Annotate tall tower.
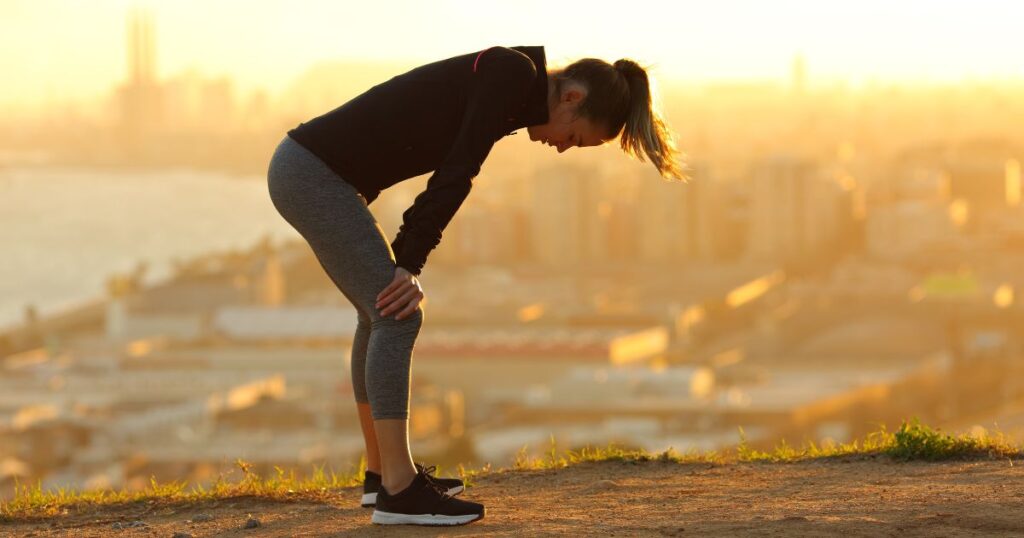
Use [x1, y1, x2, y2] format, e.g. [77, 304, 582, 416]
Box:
[117, 5, 163, 149]
[127, 6, 156, 87]
[791, 52, 806, 97]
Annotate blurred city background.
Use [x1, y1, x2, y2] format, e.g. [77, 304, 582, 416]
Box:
[2, 1, 1023, 500]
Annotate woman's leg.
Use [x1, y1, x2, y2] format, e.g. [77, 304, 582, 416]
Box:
[267, 135, 420, 493]
[341, 293, 381, 473]
[356, 403, 381, 474]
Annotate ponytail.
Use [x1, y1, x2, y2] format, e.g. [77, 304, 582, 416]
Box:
[613, 59, 688, 181]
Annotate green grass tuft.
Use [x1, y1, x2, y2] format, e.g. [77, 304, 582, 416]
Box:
[736, 418, 1020, 463]
[1, 418, 1019, 521]
[888, 418, 1018, 461]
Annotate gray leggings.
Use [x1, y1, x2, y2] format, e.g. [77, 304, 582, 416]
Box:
[266, 135, 424, 420]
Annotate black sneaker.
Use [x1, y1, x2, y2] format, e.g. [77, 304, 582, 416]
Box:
[361, 463, 464, 508]
[371, 466, 484, 526]
[361, 470, 382, 508]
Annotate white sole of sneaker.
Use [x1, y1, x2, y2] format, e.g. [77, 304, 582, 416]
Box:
[362, 486, 463, 508]
[371, 510, 483, 526]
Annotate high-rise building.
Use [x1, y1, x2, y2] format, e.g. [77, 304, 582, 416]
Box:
[127, 6, 156, 87]
[528, 161, 590, 268]
[946, 157, 1013, 211]
[116, 6, 163, 140]
[865, 200, 957, 261]
[1007, 159, 1022, 208]
[747, 155, 847, 261]
[634, 162, 717, 264]
[791, 53, 807, 97]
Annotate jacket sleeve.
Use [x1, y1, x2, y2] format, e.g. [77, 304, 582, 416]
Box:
[390, 47, 538, 276]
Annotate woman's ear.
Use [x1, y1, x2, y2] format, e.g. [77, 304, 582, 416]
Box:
[563, 86, 586, 105]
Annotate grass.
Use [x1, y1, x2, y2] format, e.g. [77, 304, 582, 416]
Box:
[509, 433, 725, 471]
[734, 418, 1020, 463]
[2, 419, 1020, 521]
[0, 459, 367, 522]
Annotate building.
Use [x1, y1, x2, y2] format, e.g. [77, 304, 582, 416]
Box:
[747, 155, 850, 262]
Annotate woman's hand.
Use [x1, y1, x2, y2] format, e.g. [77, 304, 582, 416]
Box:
[375, 266, 425, 321]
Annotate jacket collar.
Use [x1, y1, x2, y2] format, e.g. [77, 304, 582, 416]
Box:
[509, 45, 549, 129]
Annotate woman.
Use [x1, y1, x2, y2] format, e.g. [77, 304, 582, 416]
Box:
[267, 45, 684, 526]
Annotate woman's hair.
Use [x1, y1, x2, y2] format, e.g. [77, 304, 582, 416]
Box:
[550, 58, 688, 182]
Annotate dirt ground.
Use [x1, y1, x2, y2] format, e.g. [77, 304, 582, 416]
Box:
[4, 455, 1024, 537]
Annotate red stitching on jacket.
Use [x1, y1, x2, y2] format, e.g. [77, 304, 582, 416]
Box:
[473, 46, 498, 73]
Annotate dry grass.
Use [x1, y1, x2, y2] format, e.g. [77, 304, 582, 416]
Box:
[2, 418, 1020, 522]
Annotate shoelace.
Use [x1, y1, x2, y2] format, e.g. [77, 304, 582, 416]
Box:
[418, 464, 452, 490]
[417, 466, 457, 508]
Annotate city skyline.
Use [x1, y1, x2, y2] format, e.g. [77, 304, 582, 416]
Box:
[3, 0, 1023, 112]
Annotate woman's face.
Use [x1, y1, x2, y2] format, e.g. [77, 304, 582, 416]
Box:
[527, 81, 612, 153]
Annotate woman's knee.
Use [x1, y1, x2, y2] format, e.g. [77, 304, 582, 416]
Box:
[355, 308, 372, 326]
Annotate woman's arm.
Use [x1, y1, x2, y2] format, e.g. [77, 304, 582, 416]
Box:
[390, 47, 538, 276]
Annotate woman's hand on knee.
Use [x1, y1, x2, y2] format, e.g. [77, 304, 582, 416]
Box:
[375, 266, 425, 320]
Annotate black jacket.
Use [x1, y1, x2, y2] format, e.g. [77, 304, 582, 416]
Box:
[287, 45, 550, 276]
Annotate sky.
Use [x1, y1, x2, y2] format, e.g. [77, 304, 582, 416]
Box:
[1, 0, 1022, 109]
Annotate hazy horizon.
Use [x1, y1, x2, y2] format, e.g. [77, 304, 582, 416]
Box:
[3, 0, 1022, 113]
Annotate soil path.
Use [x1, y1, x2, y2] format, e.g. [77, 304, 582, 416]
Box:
[5, 456, 1024, 537]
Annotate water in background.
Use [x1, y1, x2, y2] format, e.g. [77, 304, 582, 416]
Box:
[0, 166, 300, 330]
